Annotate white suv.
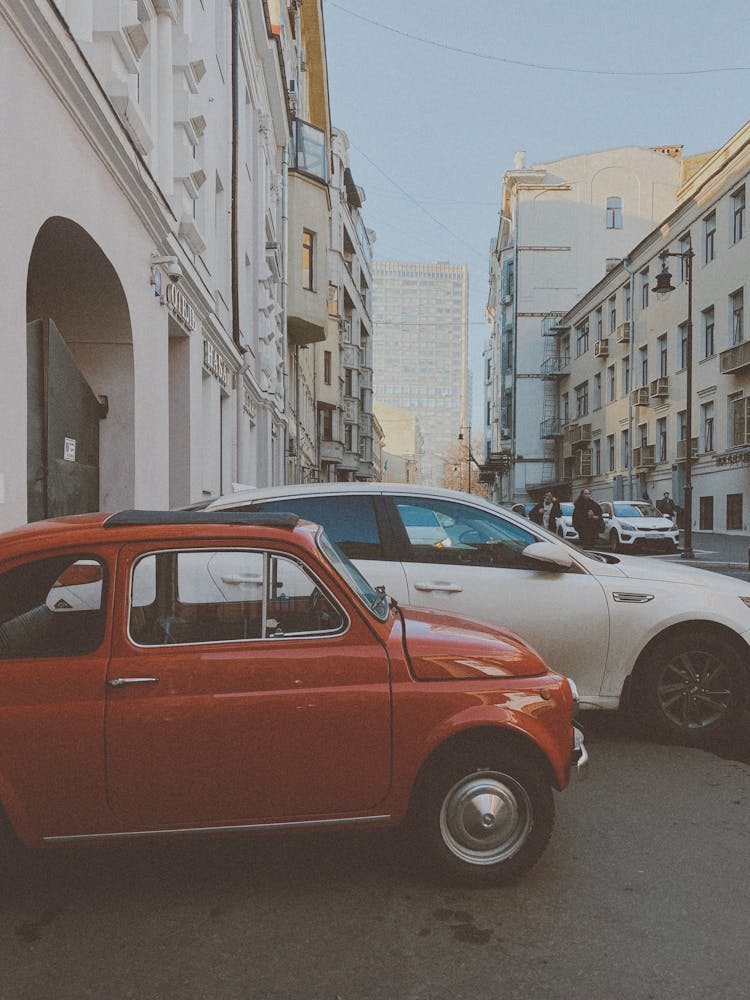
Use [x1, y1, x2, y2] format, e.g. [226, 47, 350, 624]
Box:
[599, 500, 679, 553]
[204, 483, 750, 744]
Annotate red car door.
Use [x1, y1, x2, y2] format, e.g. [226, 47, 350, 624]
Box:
[104, 542, 392, 829]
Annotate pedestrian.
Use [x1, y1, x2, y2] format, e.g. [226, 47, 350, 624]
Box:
[572, 488, 602, 549]
[656, 491, 676, 522]
[529, 490, 562, 532]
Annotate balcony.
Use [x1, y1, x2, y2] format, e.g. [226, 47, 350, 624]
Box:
[615, 322, 631, 344]
[593, 339, 609, 358]
[541, 313, 568, 336]
[540, 416, 563, 438]
[633, 444, 655, 468]
[649, 377, 669, 400]
[292, 119, 328, 182]
[631, 387, 650, 407]
[576, 449, 593, 477]
[320, 439, 344, 464]
[540, 353, 570, 377]
[719, 339, 750, 374]
[563, 423, 592, 448]
[676, 437, 699, 461]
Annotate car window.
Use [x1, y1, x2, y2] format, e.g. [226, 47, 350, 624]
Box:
[613, 503, 649, 518]
[392, 498, 541, 569]
[0, 555, 106, 659]
[251, 496, 384, 561]
[129, 549, 346, 646]
[559, 503, 574, 515]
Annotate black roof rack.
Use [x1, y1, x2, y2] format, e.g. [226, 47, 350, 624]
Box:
[104, 510, 300, 530]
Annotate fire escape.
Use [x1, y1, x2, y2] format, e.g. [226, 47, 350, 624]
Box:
[533, 312, 569, 491]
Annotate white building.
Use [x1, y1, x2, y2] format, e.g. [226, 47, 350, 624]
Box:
[561, 120, 750, 537]
[1, 0, 295, 530]
[485, 145, 686, 503]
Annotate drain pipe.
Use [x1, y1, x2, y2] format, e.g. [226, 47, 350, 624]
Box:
[622, 256, 636, 500]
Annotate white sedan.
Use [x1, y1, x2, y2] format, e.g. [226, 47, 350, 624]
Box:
[204, 483, 750, 744]
[554, 501, 579, 542]
[599, 500, 679, 553]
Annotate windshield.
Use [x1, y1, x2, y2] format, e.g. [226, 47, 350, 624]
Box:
[316, 529, 389, 621]
[613, 502, 662, 518]
[559, 502, 574, 515]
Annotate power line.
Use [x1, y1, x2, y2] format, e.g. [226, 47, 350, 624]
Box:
[328, 2, 750, 78]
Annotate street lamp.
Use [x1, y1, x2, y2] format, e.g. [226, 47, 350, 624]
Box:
[457, 428, 482, 494]
[652, 244, 695, 559]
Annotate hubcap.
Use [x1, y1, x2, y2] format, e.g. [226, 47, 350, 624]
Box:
[439, 771, 532, 865]
[657, 650, 734, 730]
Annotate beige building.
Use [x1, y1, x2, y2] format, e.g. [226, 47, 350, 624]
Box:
[375, 403, 423, 483]
[559, 120, 750, 536]
[485, 145, 686, 503]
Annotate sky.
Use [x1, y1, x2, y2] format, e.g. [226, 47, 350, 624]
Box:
[322, 0, 750, 426]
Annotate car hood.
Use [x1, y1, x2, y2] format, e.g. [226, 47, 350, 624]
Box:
[600, 552, 750, 593]
[399, 606, 549, 680]
[622, 516, 674, 529]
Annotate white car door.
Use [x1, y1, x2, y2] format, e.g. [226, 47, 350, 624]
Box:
[388, 496, 611, 702]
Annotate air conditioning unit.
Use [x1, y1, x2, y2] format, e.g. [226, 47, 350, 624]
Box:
[631, 387, 650, 406]
[633, 444, 655, 468]
[576, 449, 593, 477]
[593, 339, 609, 358]
[615, 322, 631, 343]
[649, 376, 669, 399]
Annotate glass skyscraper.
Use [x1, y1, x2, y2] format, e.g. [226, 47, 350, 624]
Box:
[373, 261, 469, 486]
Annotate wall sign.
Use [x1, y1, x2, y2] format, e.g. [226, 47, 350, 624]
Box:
[716, 449, 750, 467]
[165, 283, 196, 331]
[203, 340, 229, 387]
[64, 437, 76, 462]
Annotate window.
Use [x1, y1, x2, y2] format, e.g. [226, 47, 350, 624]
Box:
[640, 269, 649, 309]
[593, 372, 602, 410]
[701, 307, 715, 358]
[658, 334, 668, 376]
[0, 556, 106, 659]
[323, 350, 332, 385]
[255, 495, 383, 561]
[575, 320, 589, 357]
[657, 416, 667, 462]
[302, 229, 315, 290]
[701, 401, 715, 453]
[607, 434, 615, 471]
[320, 406, 333, 441]
[561, 392, 569, 425]
[727, 494, 743, 531]
[638, 422, 648, 448]
[730, 394, 750, 447]
[575, 381, 589, 417]
[677, 409, 687, 443]
[639, 346, 648, 387]
[608, 296, 617, 334]
[606, 196, 623, 229]
[731, 186, 745, 245]
[624, 284, 631, 323]
[703, 211, 716, 263]
[699, 496, 714, 531]
[394, 498, 545, 572]
[730, 288, 744, 345]
[607, 364, 615, 403]
[344, 368, 353, 396]
[344, 424, 353, 451]
[592, 438, 601, 475]
[678, 322, 688, 370]
[678, 233, 692, 282]
[595, 308, 603, 342]
[621, 429, 629, 470]
[621, 356, 630, 395]
[129, 549, 345, 645]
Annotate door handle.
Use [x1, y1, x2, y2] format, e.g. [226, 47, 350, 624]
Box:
[413, 582, 463, 593]
[107, 677, 160, 688]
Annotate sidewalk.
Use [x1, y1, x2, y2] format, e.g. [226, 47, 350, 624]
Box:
[660, 530, 750, 570]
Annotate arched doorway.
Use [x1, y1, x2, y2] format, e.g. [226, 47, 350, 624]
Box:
[26, 217, 135, 519]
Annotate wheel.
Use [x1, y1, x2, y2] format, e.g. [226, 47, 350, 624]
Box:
[412, 748, 554, 885]
[640, 633, 747, 743]
[609, 530, 620, 553]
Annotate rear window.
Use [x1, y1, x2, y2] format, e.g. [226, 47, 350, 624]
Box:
[251, 496, 384, 561]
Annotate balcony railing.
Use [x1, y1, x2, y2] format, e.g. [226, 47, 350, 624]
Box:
[540, 354, 570, 377]
[563, 423, 592, 447]
[719, 339, 750, 374]
[676, 437, 699, 461]
[540, 416, 563, 438]
[633, 444, 655, 468]
[541, 313, 568, 336]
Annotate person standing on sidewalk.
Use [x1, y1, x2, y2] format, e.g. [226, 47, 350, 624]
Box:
[529, 491, 562, 533]
[572, 489, 602, 549]
[656, 491, 676, 521]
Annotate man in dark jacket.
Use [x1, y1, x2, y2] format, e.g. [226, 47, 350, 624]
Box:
[572, 489, 602, 548]
[656, 491, 677, 521]
[529, 491, 563, 533]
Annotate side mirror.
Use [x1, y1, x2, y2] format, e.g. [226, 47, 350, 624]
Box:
[522, 541, 574, 570]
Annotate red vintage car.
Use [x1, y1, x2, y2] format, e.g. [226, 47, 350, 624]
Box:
[0, 510, 586, 884]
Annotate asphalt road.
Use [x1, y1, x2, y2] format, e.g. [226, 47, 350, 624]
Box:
[2, 712, 750, 1000]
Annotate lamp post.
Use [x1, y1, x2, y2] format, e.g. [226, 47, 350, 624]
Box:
[457, 428, 482, 494]
[652, 245, 695, 559]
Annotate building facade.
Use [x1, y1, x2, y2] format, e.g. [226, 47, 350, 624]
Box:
[373, 260, 469, 487]
[485, 146, 685, 503]
[560, 120, 750, 537]
[1, 0, 377, 532]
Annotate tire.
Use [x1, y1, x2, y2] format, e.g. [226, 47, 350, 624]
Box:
[640, 633, 747, 743]
[609, 530, 620, 553]
[412, 748, 554, 885]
